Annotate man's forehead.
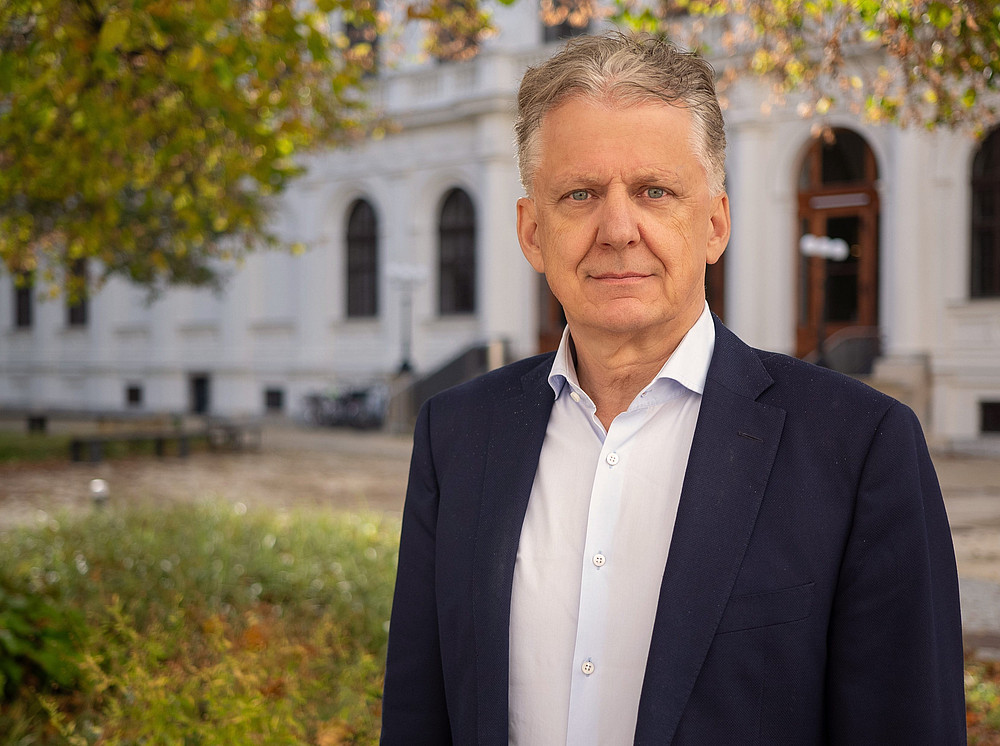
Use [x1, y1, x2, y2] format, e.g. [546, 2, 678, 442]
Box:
[535, 98, 697, 179]
[536, 95, 694, 150]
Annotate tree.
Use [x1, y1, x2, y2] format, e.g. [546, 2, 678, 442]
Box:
[611, 0, 1000, 131]
[408, 0, 496, 62]
[0, 0, 380, 299]
[5, 1, 998, 299]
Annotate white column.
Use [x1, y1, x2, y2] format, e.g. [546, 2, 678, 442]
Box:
[726, 118, 797, 353]
[476, 111, 535, 361]
[881, 128, 931, 357]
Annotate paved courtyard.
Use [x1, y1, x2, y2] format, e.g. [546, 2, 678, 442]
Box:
[1, 422, 998, 655]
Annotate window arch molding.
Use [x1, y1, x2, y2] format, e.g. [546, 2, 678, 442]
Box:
[437, 187, 477, 316]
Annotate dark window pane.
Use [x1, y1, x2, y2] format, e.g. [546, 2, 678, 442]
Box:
[66, 259, 88, 327]
[190, 374, 210, 414]
[821, 129, 868, 185]
[971, 128, 1000, 297]
[974, 132, 1000, 180]
[346, 199, 379, 318]
[265, 388, 284, 412]
[981, 402, 1000, 433]
[972, 188, 996, 221]
[14, 272, 32, 328]
[824, 216, 861, 323]
[438, 188, 476, 315]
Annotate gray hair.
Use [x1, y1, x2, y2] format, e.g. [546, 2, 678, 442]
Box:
[514, 30, 727, 196]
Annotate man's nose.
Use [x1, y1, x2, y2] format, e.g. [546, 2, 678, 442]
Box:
[595, 190, 641, 250]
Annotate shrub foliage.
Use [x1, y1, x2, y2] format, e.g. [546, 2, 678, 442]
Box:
[0, 503, 398, 744]
[1, 501, 997, 743]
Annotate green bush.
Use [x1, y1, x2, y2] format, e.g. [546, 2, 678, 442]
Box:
[0, 503, 399, 744]
[0, 580, 84, 699]
[1, 502, 999, 743]
[966, 660, 1000, 744]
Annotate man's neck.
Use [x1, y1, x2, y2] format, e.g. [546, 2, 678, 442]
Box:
[571, 318, 697, 431]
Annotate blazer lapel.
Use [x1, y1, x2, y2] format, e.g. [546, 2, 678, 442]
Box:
[472, 355, 555, 744]
[634, 320, 787, 745]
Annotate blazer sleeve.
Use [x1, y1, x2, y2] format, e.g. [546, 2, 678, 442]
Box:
[824, 401, 966, 744]
[381, 402, 454, 744]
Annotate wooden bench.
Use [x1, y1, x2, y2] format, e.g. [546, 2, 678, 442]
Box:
[69, 432, 193, 463]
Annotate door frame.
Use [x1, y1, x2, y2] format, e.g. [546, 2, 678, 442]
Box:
[795, 129, 880, 359]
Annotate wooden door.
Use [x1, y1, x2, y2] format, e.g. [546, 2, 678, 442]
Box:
[795, 129, 880, 359]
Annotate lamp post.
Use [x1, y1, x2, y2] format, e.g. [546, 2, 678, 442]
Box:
[387, 263, 428, 375]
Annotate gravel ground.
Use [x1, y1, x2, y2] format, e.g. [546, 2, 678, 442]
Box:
[0, 424, 412, 528]
[1, 422, 998, 655]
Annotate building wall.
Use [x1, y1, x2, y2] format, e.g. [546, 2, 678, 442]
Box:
[1, 8, 999, 448]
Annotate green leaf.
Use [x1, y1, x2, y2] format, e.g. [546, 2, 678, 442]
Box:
[98, 13, 132, 51]
[926, 2, 952, 29]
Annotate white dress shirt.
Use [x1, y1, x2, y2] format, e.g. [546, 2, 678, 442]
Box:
[508, 304, 716, 746]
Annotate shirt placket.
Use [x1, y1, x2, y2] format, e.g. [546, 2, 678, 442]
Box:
[565, 409, 646, 745]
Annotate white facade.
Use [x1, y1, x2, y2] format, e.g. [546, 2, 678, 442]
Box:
[2, 7, 999, 448]
[722, 81, 1000, 448]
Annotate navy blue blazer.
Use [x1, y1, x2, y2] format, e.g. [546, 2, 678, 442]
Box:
[381, 318, 966, 744]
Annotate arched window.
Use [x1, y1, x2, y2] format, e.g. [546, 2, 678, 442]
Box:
[972, 128, 1000, 298]
[438, 188, 476, 315]
[346, 199, 378, 318]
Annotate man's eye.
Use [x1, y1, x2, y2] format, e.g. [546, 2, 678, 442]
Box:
[568, 190, 589, 201]
[646, 187, 666, 199]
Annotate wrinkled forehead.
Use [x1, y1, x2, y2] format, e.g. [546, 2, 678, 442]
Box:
[534, 94, 697, 160]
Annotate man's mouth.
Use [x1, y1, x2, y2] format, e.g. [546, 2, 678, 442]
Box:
[591, 272, 649, 281]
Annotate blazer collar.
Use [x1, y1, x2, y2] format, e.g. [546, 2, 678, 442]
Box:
[634, 318, 787, 744]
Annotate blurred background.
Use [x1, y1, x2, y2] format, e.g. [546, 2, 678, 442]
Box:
[1, 0, 999, 742]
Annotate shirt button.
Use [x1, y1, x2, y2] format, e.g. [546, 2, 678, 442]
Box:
[581, 659, 595, 676]
[593, 553, 606, 567]
[606, 452, 619, 466]
[570, 391, 581, 403]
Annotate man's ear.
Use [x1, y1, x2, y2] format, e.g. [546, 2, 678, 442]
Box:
[516, 197, 545, 273]
[707, 192, 731, 265]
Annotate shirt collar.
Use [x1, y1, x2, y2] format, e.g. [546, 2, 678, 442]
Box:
[547, 302, 716, 400]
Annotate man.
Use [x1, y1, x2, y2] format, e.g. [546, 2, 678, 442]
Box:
[381, 31, 966, 744]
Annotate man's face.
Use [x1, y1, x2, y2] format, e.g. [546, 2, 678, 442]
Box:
[516, 97, 730, 345]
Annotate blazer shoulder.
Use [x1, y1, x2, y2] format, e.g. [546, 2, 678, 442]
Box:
[753, 347, 903, 424]
[710, 319, 898, 421]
